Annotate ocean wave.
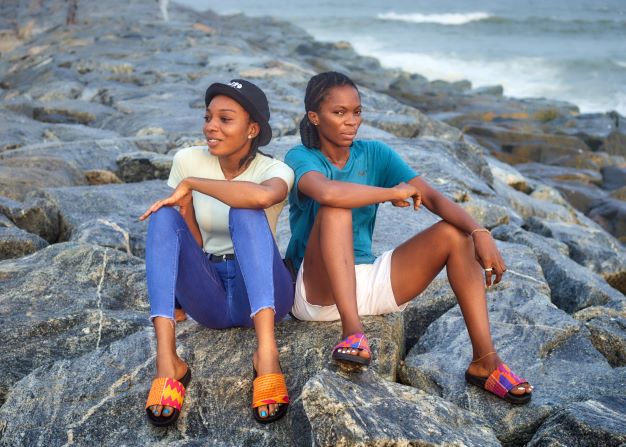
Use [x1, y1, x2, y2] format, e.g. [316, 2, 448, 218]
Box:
[377, 11, 492, 26]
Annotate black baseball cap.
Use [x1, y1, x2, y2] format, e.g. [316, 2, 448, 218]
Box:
[204, 79, 272, 146]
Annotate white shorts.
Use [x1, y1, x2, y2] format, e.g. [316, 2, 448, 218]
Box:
[291, 249, 408, 321]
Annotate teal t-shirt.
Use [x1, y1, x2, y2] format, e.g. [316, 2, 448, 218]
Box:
[285, 139, 419, 271]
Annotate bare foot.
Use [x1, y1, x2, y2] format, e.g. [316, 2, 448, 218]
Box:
[148, 355, 188, 418]
[174, 308, 187, 322]
[252, 347, 283, 420]
[466, 353, 533, 396]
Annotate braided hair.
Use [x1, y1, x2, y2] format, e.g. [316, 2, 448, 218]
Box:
[299, 71, 359, 149]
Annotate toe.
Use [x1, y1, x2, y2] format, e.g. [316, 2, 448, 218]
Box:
[161, 406, 173, 417]
[151, 405, 163, 417]
[269, 403, 277, 415]
[257, 404, 269, 419]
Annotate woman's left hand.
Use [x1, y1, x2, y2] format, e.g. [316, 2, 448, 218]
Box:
[472, 231, 507, 287]
[139, 181, 193, 221]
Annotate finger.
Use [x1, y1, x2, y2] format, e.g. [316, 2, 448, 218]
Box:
[484, 267, 494, 288]
[494, 266, 503, 285]
[413, 193, 422, 210]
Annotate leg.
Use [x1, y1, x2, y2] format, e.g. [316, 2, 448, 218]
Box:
[229, 208, 294, 420]
[302, 206, 368, 360]
[145, 207, 233, 418]
[390, 221, 532, 396]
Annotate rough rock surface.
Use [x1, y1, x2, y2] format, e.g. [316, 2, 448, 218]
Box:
[527, 397, 626, 447]
[0, 242, 148, 405]
[0, 226, 48, 260]
[297, 369, 500, 447]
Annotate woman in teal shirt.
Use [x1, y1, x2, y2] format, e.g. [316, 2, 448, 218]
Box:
[285, 71, 533, 404]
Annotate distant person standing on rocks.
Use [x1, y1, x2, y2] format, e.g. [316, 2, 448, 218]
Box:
[285, 71, 533, 404]
[139, 79, 295, 425]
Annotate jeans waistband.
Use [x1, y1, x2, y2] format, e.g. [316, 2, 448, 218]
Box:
[208, 253, 236, 263]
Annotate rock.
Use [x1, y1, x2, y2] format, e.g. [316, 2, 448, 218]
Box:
[0, 242, 149, 405]
[588, 198, 626, 242]
[551, 181, 609, 213]
[492, 225, 625, 314]
[28, 181, 171, 256]
[0, 314, 404, 445]
[517, 163, 603, 186]
[0, 156, 86, 201]
[544, 113, 619, 151]
[8, 99, 116, 126]
[486, 156, 531, 192]
[0, 195, 60, 243]
[460, 195, 510, 229]
[611, 186, 626, 201]
[0, 107, 49, 151]
[116, 151, 173, 182]
[527, 397, 626, 447]
[403, 274, 457, 352]
[602, 130, 626, 157]
[0, 226, 48, 260]
[601, 165, 626, 190]
[0, 137, 170, 172]
[84, 169, 123, 185]
[525, 216, 626, 293]
[400, 281, 626, 445]
[585, 316, 626, 367]
[297, 369, 500, 447]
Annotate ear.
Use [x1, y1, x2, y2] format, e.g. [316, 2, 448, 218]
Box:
[247, 121, 260, 138]
[307, 111, 319, 126]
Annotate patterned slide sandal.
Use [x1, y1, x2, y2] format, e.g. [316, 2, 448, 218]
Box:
[465, 363, 532, 405]
[252, 369, 290, 424]
[332, 332, 371, 366]
[145, 368, 192, 427]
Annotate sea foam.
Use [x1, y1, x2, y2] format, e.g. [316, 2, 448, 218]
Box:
[377, 11, 492, 26]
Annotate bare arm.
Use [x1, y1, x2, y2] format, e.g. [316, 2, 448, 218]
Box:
[183, 176, 288, 209]
[297, 171, 416, 208]
[178, 201, 203, 247]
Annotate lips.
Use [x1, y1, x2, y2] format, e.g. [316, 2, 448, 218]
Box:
[207, 138, 221, 147]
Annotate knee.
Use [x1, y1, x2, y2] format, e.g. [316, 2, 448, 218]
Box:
[435, 221, 470, 248]
[147, 207, 182, 233]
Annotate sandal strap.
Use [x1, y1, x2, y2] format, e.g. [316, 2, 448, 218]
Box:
[145, 377, 186, 411]
[333, 332, 371, 354]
[252, 373, 289, 408]
[484, 363, 527, 398]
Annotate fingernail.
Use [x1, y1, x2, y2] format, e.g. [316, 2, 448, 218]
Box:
[260, 411, 267, 417]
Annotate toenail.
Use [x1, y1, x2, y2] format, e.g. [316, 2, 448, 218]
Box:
[260, 411, 267, 417]
[152, 410, 159, 415]
[163, 409, 170, 415]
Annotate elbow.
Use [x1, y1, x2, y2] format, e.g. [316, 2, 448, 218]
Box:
[315, 186, 337, 206]
[254, 191, 280, 209]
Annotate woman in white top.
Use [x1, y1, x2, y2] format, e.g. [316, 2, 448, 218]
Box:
[140, 80, 295, 426]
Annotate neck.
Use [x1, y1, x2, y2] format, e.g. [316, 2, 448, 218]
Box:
[320, 141, 350, 167]
[218, 144, 252, 180]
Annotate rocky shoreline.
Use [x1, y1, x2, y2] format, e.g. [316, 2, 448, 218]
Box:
[0, 0, 625, 445]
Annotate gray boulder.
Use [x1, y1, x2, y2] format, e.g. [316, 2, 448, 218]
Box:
[603, 130, 626, 157]
[0, 314, 404, 446]
[585, 316, 626, 367]
[0, 242, 148, 405]
[527, 397, 626, 447]
[601, 165, 626, 191]
[297, 369, 500, 447]
[588, 198, 626, 242]
[0, 226, 48, 260]
[525, 216, 626, 294]
[117, 151, 174, 183]
[492, 225, 625, 314]
[400, 242, 626, 445]
[0, 156, 86, 201]
[28, 180, 171, 256]
[0, 195, 60, 243]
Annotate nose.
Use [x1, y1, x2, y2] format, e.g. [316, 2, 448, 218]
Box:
[345, 113, 359, 127]
[204, 116, 218, 133]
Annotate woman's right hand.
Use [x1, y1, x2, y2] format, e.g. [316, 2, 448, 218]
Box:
[391, 182, 421, 210]
[139, 180, 193, 221]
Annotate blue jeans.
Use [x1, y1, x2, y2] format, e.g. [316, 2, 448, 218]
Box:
[145, 207, 294, 328]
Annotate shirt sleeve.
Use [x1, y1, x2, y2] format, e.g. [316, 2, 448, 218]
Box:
[167, 150, 187, 189]
[376, 141, 419, 188]
[285, 147, 327, 208]
[260, 160, 295, 193]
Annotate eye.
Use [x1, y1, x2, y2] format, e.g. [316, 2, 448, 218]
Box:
[355, 110, 362, 116]
[334, 110, 345, 116]
[204, 115, 210, 122]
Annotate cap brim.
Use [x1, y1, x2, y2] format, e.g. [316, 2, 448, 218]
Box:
[205, 83, 272, 146]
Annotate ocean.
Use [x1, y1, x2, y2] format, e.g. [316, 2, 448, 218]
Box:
[177, 0, 626, 115]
